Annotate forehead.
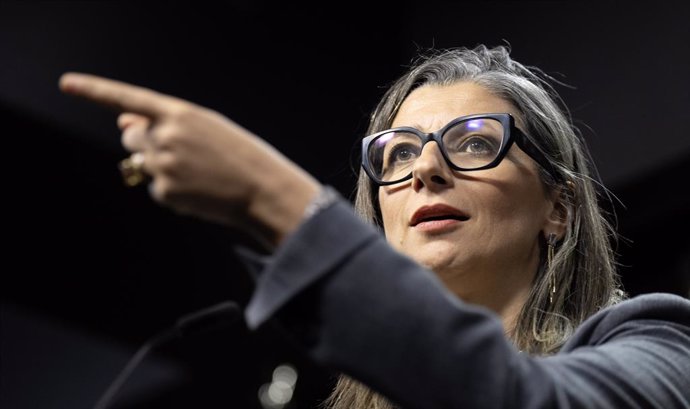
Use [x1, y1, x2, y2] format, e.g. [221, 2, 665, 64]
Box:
[392, 82, 524, 131]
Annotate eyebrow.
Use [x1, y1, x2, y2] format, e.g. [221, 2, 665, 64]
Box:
[393, 122, 438, 133]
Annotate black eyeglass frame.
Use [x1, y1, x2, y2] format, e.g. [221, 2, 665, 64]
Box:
[361, 113, 560, 186]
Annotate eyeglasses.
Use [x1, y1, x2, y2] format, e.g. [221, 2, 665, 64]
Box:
[361, 113, 559, 185]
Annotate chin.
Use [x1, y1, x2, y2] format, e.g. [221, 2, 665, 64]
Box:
[405, 239, 459, 265]
[410, 248, 481, 288]
[414, 253, 463, 276]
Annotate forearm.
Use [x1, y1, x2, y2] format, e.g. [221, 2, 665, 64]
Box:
[245, 140, 321, 247]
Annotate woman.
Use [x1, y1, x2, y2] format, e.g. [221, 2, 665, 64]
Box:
[327, 45, 625, 407]
[60, 45, 690, 408]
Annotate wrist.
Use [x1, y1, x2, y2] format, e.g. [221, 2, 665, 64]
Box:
[249, 168, 321, 247]
[302, 185, 340, 221]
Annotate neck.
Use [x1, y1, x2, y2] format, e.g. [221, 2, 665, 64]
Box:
[441, 267, 535, 337]
[497, 288, 530, 338]
[472, 284, 531, 336]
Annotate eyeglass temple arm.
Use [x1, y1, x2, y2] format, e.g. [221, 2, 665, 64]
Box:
[513, 128, 562, 182]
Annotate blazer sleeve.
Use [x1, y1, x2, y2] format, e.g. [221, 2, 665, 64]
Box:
[242, 194, 690, 409]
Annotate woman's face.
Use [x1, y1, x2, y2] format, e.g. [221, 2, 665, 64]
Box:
[378, 82, 563, 306]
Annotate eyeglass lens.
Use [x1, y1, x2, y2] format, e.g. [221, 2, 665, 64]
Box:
[367, 118, 506, 182]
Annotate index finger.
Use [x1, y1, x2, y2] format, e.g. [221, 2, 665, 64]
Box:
[59, 72, 183, 118]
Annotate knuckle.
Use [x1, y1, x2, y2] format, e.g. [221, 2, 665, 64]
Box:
[153, 125, 178, 146]
[117, 113, 131, 129]
[169, 102, 208, 124]
[157, 153, 180, 173]
[121, 135, 136, 151]
[149, 178, 173, 203]
[168, 102, 195, 119]
[121, 128, 142, 150]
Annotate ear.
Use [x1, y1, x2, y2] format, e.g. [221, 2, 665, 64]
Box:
[542, 181, 574, 241]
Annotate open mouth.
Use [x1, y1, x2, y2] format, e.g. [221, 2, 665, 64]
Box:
[410, 204, 470, 227]
[413, 214, 470, 225]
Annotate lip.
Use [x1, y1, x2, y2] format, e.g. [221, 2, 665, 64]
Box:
[409, 204, 470, 228]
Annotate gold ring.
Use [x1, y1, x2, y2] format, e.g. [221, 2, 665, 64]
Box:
[118, 152, 147, 187]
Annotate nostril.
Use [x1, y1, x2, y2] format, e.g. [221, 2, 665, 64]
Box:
[430, 175, 448, 184]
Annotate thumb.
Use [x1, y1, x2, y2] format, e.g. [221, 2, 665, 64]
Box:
[117, 112, 150, 131]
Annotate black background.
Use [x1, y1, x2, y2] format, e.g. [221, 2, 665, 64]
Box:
[2, 2, 689, 409]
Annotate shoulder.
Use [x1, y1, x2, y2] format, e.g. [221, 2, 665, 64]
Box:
[553, 294, 690, 407]
[599, 292, 690, 321]
[561, 292, 690, 351]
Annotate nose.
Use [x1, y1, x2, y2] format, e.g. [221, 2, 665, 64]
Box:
[411, 141, 454, 191]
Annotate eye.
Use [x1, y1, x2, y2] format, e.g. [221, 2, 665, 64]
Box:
[457, 136, 497, 155]
[393, 146, 416, 161]
[387, 143, 420, 164]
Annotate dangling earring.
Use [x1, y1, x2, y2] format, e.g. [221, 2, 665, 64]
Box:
[547, 233, 557, 304]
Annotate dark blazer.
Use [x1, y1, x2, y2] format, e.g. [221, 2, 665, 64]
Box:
[240, 194, 690, 409]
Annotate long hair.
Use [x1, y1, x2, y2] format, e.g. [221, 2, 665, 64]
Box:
[324, 44, 625, 409]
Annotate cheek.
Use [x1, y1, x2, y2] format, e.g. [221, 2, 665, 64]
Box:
[378, 192, 405, 242]
[476, 179, 548, 236]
